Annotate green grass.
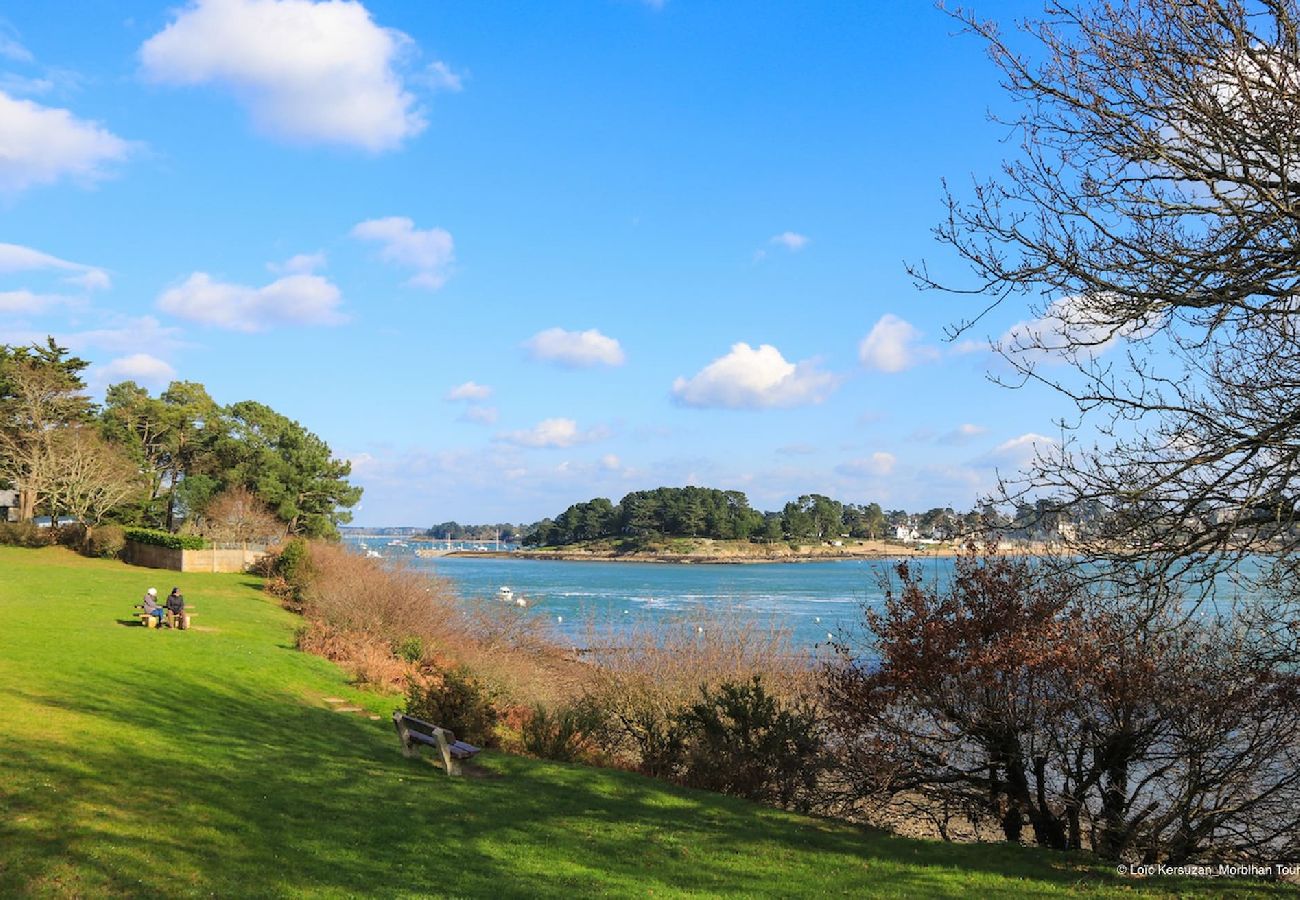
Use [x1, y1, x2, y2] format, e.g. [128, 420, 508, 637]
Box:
[0, 546, 1290, 898]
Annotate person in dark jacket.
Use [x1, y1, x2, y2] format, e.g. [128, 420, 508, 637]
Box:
[165, 587, 185, 628]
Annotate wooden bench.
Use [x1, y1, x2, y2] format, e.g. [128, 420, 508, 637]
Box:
[133, 607, 195, 629]
[392, 712, 481, 776]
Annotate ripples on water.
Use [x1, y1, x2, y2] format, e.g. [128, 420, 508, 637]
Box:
[344, 539, 956, 651]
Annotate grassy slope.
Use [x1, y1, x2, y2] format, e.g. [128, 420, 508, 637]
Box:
[0, 546, 1288, 898]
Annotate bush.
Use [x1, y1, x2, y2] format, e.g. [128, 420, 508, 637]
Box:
[404, 665, 500, 748]
[87, 525, 126, 558]
[124, 527, 206, 550]
[265, 538, 313, 611]
[53, 524, 85, 548]
[395, 636, 424, 664]
[675, 676, 824, 811]
[521, 697, 607, 763]
[0, 521, 52, 547]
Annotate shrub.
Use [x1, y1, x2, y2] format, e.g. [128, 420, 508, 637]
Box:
[265, 538, 313, 611]
[0, 521, 52, 547]
[87, 525, 126, 558]
[395, 636, 424, 664]
[675, 675, 824, 811]
[521, 696, 607, 763]
[124, 527, 207, 550]
[53, 524, 85, 548]
[404, 665, 500, 748]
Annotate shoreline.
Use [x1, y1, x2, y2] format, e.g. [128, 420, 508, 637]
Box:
[446, 540, 981, 565]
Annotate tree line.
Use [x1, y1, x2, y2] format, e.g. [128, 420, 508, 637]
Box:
[0, 338, 361, 542]
[525, 487, 907, 547]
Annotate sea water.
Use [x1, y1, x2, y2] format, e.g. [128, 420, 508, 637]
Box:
[345, 538, 952, 651]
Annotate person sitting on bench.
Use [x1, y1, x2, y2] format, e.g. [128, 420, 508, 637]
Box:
[166, 587, 185, 626]
[139, 588, 166, 626]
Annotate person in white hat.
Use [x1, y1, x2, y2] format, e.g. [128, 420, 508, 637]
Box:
[139, 587, 166, 627]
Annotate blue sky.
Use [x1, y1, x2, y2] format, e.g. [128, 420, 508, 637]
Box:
[1, 0, 1076, 526]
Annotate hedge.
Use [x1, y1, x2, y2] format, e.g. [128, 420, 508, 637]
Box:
[124, 528, 208, 550]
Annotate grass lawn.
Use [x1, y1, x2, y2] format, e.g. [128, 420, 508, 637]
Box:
[0, 545, 1291, 898]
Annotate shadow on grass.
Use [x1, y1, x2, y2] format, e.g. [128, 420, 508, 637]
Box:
[3, 669, 1291, 898]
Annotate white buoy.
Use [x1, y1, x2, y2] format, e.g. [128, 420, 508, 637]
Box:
[814, 616, 821, 623]
[697, 626, 704, 634]
[827, 632, 834, 641]
[556, 615, 563, 623]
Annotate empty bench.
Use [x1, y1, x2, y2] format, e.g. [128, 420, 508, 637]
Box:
[392, 712, 481, 776]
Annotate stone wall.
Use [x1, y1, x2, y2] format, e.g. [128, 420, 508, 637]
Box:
[123, 540, 267, 573]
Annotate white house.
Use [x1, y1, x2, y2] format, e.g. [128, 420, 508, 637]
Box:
[894, 524, 919, 542]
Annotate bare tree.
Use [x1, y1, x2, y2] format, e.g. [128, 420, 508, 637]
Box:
[821, 546, 1300, 862]
[44, 426, 145, 535]
[912, 0, 1300, 595]
[194, 485, 284, 546]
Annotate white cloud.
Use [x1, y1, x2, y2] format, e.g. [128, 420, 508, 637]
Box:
[980, 432, 1056, 469]
[938, 423, 988, 445]
[424, 61, 464, 93]
[0, 316, 187, 358]
[268, 251, 326, 275]
[459, 405, 498, 425]
[140, 0, 425, 152]
[524, 327, 625, 368]
[770, 231, 809, 251]
[0, 290, 69, 314]
[998, 294, 1138, 363]
[351, 216, 454, 289]
[671, 342, 839, 409]
[445, 381, 492, 401]
[858, 314, 941, 373]
[0, 241, 111, 290]
[0, 30, 33, 63]
[96, 353, 177, 386]
[157, 271, 345, 331]
[836, 452, 896, 478]
[496, 417, 608, 449]
[0, 91, 131, 193]
[600, 453, 622, 471]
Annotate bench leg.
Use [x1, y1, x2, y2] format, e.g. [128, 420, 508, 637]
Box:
[392, 713, 419, 759]
[434, 731, 461, 776]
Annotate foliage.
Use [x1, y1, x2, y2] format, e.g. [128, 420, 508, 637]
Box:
[520, 696, 607, 763]
[208, 401, 361, 539]
[404, 666, 500, 748]
[0, 521, 52, 547]
[100, 380, 220, 531]
[87, 524, 126, 559]
[0, 339, 94, 522]
[394, 635, 424, 664]
[124, 527, 207, 550]
[674, 676, 824, 812]
[821, 545, 1300, 862]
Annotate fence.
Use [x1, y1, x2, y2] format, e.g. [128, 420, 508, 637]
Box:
[123, 540, 269, 573]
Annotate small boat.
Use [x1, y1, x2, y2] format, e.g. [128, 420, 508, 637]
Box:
[497, 586, 514, 602]
[365, 549, 382, 559]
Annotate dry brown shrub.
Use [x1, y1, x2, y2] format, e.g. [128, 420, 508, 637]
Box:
[300, 541, 472, 654]
[295, 620, 416, 690]
[579, 611, 814, 773]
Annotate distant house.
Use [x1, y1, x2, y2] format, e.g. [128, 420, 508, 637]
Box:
[894, 524, 919, 542]
[0, 489, 17, 523]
